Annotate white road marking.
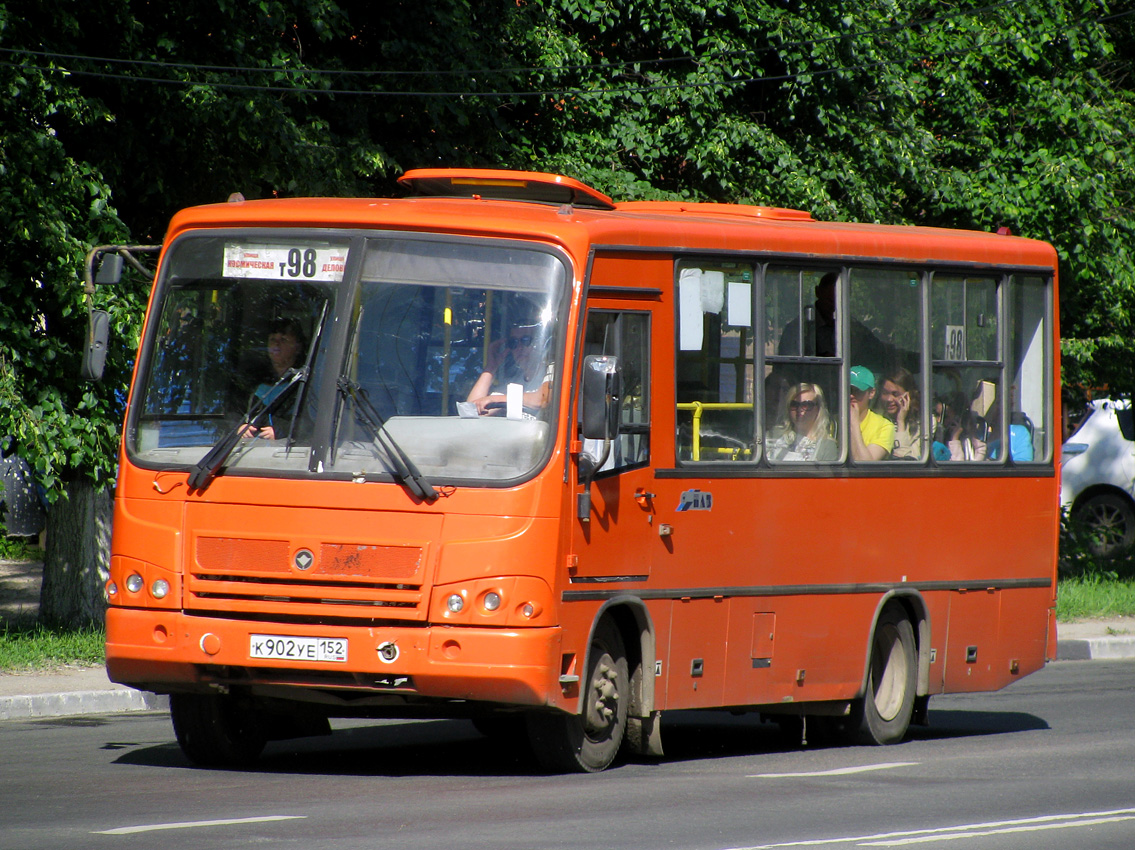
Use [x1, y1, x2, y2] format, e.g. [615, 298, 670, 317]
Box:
[93, 815, 306, 835]
[749, 762, 919, 779]
[721, 808, 1135, 849]
[863, 814, 1135, 845]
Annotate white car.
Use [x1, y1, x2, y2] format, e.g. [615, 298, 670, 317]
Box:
[1062, 397, 1135, 555]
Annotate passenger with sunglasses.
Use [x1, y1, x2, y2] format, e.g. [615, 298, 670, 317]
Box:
[466, 320, 553, 416]
[849, 365, 894, 461]
[767, 382, 838, 461]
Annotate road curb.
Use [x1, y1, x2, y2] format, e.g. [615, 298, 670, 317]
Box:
[1057, 636, 1135, 662]
[0, 689, 168, 721]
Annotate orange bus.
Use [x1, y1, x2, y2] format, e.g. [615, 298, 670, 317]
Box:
[103, 168, 1059, 772]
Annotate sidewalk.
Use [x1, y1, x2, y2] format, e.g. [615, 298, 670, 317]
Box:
[1052, 616, 1135, 661]
[0, 666, 167, 720]
[2, 559, 1134, 722]
[0, 558, 169, 721]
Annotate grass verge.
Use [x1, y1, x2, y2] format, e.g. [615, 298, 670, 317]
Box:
[0, 623, 105, 673]
[1057, 573, 1135, 621]
[1056, 554, 1135, 621]
[1056, 513, 1135, 621]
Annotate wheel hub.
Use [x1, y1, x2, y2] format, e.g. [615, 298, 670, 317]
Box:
[873, 625, 909, 722]
[585, 659, 620, 734]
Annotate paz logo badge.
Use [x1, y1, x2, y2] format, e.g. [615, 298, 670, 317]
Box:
[676, 489, 713, 511]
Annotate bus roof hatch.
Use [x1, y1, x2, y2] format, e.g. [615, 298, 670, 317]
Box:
[398, 168, 617, 211]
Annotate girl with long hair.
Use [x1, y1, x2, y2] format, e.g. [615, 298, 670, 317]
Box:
[880, 367, 922, 459]
[767, 382, 837, 461]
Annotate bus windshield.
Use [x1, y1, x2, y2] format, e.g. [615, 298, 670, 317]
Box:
[130, 233, 567, 484]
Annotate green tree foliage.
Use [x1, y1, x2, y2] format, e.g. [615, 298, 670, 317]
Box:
[497, 1, 1135, 395]
[3, 0, 1135, 493]
[0, 0, 516, 495]
[0, 21, 132, 493]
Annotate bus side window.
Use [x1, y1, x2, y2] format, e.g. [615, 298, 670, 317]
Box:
[930, 274, 1001, 463]
[764, 266, 842, 464]
[847, 268, 922, 462]
[675, 262, 756, 463]
[1008, 276, 1051, 462]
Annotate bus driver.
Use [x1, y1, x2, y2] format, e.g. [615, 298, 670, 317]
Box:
[466, 321, 553, 416]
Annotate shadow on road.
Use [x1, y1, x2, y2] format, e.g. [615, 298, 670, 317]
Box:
[914, 708, 1050, 739]
[106, 705, 1049, 777]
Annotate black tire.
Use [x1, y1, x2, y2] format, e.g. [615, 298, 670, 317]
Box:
[1074, 493, 1135, 557]
[527, 619, 629, 773]
[850, 607, 917, 746]
[169, 693, 267, 767]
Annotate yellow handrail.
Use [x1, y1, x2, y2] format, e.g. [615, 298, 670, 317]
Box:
[676, 401, 753, 461]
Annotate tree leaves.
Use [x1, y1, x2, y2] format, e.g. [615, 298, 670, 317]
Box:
[2, 0, 1134, 506]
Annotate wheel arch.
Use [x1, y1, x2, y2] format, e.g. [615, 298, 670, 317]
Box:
[858, 590, 931, 701]
[1072, 483, 1135, 514]
[576, 596, 656, 719]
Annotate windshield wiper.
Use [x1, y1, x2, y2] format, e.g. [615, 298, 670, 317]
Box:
[282, 300, 330, 449]
[187, 368, 305, 493]
[188, 298, 330, 492]
[335, 377, 439, 503]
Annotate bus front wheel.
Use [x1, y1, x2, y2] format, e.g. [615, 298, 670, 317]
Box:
[170, 692, 267, 767]
[527, 619, 629, 772]
[851, 607, 917, 746]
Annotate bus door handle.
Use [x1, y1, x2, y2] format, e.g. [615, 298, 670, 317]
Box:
[633, 489, 655, 509]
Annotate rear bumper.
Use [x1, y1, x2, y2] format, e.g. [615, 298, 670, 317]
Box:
[106, 607, 563, 709]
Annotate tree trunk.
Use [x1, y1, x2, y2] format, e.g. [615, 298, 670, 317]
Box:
[39, 473, 113, 629]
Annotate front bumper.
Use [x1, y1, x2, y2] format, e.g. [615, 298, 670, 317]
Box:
[106, 607, 564, 710]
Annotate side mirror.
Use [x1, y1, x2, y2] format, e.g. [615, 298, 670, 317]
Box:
[577, 355, 620, 521]
[80, 309, 110, 381]
[94, 252, 124, 285]
[581, 354, 621, 440]
[79, 244, 161, 382]
[1061, 442, 1088, 463]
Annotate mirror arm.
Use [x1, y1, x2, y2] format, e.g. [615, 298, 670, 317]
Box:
[79, 244, 161, 381]
[576, 439, 612, 521]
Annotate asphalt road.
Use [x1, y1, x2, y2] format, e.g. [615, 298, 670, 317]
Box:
[2, 659, 1133, 850]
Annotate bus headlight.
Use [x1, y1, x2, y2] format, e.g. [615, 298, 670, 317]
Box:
[110, 556, 177, 608]
[520, 602, 542, 619]
[433, 577, 553, 625]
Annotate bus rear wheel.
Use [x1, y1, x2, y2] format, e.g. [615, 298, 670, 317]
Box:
[170, 692, 267, 767]
[527, 619, 628, 772]
[851, 607, 917, 746]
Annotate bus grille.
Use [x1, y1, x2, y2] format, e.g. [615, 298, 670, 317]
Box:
[188, 537, 427, 621]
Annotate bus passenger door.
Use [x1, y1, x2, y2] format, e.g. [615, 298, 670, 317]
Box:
[572, 307, 656, 581]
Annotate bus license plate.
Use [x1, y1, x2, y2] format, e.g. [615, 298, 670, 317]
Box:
[249, 634, 348, 663]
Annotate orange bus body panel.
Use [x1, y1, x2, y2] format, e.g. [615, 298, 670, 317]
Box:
[108, 171, 1059, 753]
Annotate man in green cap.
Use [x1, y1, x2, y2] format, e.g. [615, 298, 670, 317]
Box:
[849, 365, 894, 461]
